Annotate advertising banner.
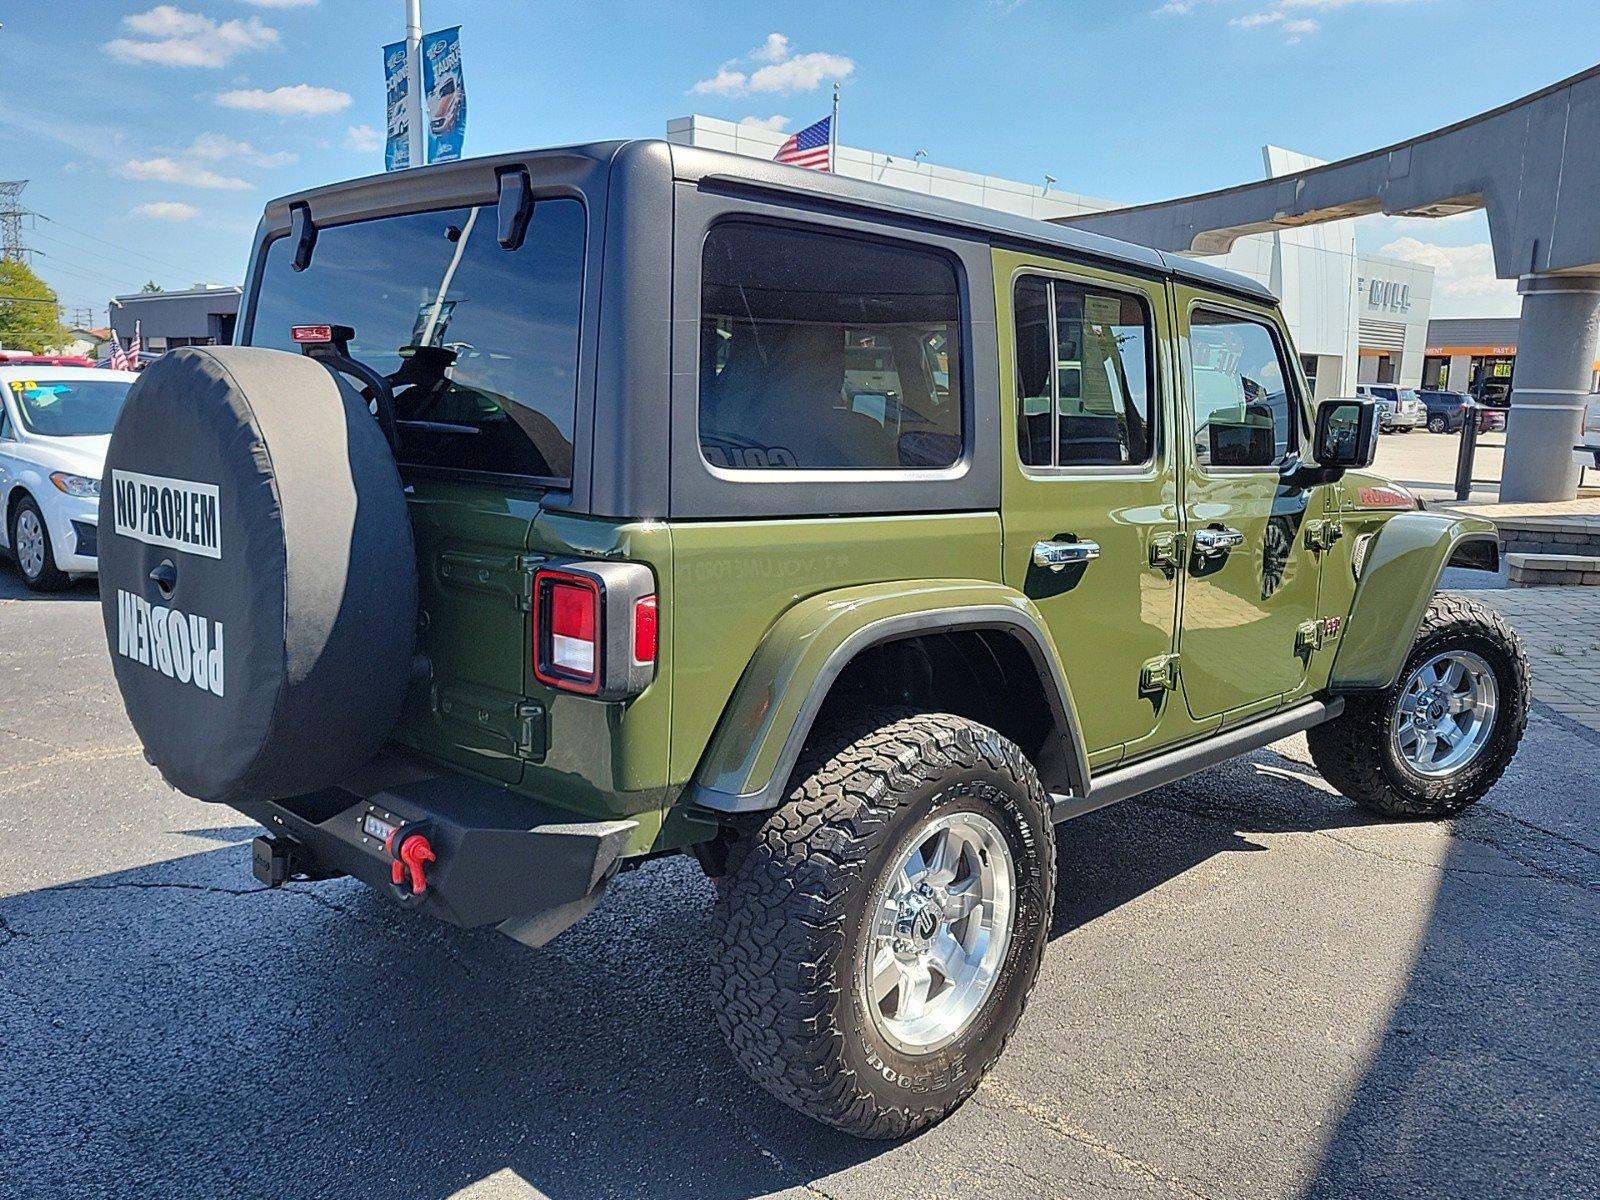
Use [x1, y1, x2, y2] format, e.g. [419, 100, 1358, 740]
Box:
[382, 39, 410, 171]
[421, 26, 466, 165]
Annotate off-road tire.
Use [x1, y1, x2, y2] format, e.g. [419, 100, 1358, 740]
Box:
[1308, 594, 1529, 818]
[711, 709, 1054, 1139]
[10, 496, 67, 592]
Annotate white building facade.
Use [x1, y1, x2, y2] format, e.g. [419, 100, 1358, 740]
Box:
[667, 118, 1433, 398]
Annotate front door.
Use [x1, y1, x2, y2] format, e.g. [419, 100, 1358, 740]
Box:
[998, 252, 1182, 768]
[1176, 292, 1324, 721]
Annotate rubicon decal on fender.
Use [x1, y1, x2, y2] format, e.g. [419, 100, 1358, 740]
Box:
[115, 589, 225, 697]
[111, 469, 222, 559]
[1357, 484, 1415, 508]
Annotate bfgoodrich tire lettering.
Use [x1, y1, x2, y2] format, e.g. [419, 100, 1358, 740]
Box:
[1309, 594, 1529, 818]
[711, 709, 1054, 1139]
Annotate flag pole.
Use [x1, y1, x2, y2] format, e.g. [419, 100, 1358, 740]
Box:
[829, 82, 840, 174]
[405, 0, 426, 167]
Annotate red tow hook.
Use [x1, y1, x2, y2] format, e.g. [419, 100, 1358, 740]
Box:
[384, 828, 437, 896]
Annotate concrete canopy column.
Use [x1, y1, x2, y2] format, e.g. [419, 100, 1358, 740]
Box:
[1500, 274, 1600, 502]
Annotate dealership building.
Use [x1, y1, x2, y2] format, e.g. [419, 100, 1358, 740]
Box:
[108, 284, 241, 354]
[1423, 316, 1600, 401]
[668, 117, 1434, 398]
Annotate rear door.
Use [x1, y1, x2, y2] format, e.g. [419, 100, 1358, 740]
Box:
[1175, 291, 1324, 723]
[998, 251, 1183, 768]
[244, 196, 589, 783]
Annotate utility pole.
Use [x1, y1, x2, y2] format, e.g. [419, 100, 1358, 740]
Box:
[405, 0, 427, 168]
[0, 180, 28, 263]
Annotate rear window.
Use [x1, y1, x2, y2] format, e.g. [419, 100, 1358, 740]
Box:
[248, 198, 585, 480]
[699, 221, 963, 471]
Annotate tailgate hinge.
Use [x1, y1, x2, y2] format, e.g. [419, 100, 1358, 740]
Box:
[437, 551, 546, 611]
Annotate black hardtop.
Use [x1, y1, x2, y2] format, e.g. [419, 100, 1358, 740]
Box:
[259, 139, 1278, 307]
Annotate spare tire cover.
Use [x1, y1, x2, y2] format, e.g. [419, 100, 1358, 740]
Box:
[98, 346, 418, 805]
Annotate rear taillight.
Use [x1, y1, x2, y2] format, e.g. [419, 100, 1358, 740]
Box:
[532, 562, 657, 699]
[535, 569, 601, 692]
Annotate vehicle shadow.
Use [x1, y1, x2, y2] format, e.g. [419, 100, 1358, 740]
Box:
[0, 560, 100, 601]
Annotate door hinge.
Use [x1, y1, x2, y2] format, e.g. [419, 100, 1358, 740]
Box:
[1148, 531, 1184, 575]
[1140, 653, 1180, 694]
[1295, 620, 1325, 656]
[437, 551, 546, 611]
[1304, 518, 1344, 553]
[434, 684, 548, 761]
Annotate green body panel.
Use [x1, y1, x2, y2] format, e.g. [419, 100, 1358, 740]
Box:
[690, 578, 1084, 801]
[1329, 510, 1498, 690]
[397, 477, 547, 785]
[668, 514, 1003, 790]
[992, 249, 1185, 767]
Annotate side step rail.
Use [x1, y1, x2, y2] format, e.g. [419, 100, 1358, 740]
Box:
[1050, 697, 1344, 823]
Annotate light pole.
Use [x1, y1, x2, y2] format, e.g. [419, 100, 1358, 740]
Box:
[405, 0, 426, 168]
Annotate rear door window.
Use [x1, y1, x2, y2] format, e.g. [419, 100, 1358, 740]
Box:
[249, 198, 585, 481]
[699, 221, 963, 471]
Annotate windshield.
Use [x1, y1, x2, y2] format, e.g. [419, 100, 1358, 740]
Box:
[247, 197, 585, 480]
[7, 377, 129, 436]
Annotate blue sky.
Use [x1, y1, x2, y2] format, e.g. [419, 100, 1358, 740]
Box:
[1, 0, 1594, 323]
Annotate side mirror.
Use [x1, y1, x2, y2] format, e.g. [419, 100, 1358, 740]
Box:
[1314, 398, 1378, 471]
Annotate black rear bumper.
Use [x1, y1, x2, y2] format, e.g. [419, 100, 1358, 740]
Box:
[241, 752, 635, 937]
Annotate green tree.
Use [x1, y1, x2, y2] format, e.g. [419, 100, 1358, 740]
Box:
[0, 259, 66, 352]
[140, 280, 163, 293]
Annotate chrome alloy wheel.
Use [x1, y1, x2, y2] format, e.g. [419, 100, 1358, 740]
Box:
[15, 508, 45, 580]
[1392, 650, 1499, 778]
[863, 811, 1015, 1053]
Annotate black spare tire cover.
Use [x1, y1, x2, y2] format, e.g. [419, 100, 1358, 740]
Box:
[98, 346, 418, 804]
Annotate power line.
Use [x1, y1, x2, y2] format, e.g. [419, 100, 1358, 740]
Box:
[34, 212, 193, 276]
[30, 228, 174, 289]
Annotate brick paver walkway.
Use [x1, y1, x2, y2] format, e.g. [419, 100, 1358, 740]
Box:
[1469, 586, 1600, 734]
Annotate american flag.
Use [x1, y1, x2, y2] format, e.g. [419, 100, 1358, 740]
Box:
[774, 115, 832, 171]
[106, 332, 129, 371]
[127, 321, 142, 365]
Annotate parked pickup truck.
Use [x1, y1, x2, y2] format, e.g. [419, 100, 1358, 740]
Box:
[97, 141, 1529, 1139]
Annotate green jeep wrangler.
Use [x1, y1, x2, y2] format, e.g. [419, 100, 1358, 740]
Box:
[98, 141, 1528, 1139]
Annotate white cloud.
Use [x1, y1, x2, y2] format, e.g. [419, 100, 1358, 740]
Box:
[217, 84, 352, 116]
[1213, 0, 1418, 39]
[344, 123, 384, 151]
[185, 132, 295, 166]
[1153, 1, 1195, 12]
[1231, 11, 1283, 25]
[106, 5, 277, 68]
[1379, 236, 1520, 318]
[739, 115, 791, 132]
[691, 34, 854, 97]
[131, 201, 201, 221]
[235, 0, 317, 7]
[753, 33, 790, 63]
[122, 156, 250, 189]
[749, 52, 854, 93]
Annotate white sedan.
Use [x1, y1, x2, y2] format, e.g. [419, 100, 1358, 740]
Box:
[0, 365, 137, 591]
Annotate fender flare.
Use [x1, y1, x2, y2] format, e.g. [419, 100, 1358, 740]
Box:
[686, 580, 1089, 814]
[1329, 511, 1500, 692]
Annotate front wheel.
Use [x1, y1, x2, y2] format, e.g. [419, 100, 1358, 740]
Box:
[1308, 594, 1529, 818]
[10, 496, 67, 592]
[711, 710, 1054, 1139]
[1428, 414, 1448, 433]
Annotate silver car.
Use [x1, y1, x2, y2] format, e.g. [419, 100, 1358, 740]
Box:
[1358, 384, 1425, 432]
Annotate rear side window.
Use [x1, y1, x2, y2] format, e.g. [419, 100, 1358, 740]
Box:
[699, 222, 963, 471]
[249, 198, 585, 480]
[1014, 275, 1153, 468]
[1189, 308, 1297, 469]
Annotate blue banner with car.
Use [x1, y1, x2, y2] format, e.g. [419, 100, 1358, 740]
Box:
[382, 39, 410, 171]
[421, 26, 466, 165]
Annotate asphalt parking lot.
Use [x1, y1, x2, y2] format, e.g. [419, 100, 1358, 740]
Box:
[2, 561, 1595, 1200]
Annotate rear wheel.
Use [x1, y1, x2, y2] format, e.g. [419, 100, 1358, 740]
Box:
[10, 496, 67, 592]
[711, 710, 1054, 1139]
[1308, 594, 1528, 818]
[1428, 414, 1448, 433]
